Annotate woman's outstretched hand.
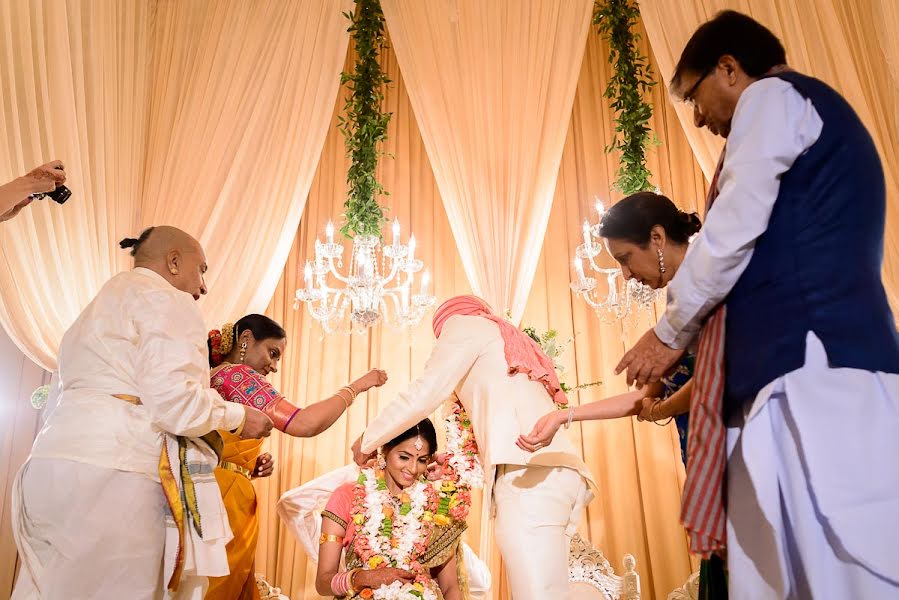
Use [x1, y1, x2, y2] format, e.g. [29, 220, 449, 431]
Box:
[351, 368, 388, 394]
[516, 410, 565, 453]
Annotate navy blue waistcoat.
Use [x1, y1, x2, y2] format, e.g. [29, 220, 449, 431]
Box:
[723, 71, 899, 414]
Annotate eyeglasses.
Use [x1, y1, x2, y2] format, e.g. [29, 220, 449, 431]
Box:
[682, 68, 712, 107]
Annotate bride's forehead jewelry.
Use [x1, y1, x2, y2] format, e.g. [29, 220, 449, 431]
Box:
[414, 424, 424, 451]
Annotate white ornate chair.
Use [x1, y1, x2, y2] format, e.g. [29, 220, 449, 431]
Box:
[255, 573, 290, 600]
[568, 534, 641, 600]
[666, 571, 700, 600]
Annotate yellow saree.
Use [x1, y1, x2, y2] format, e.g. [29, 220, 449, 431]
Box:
[205, 363, 301, 600]
[206, 430, 264, 600]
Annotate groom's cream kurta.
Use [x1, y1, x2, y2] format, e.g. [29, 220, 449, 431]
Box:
[362, 314, 596, 600]
[12, 267, 245, 600]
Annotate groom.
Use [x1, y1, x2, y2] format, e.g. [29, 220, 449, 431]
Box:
[353, 295, 594, 600]
[616, 11, 899, 599]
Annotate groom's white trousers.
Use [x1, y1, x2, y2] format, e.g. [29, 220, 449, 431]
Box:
[493, 464, 588, 600]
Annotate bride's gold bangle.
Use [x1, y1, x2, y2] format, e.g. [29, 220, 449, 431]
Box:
[346, 568, 361, 596]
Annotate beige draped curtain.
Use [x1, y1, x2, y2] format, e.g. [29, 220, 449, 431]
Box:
[380, 0, 594, 323]
[0, 0, 351, 370]
[139, 0, 352, 327]
[638, 0, 899, 317]
[0, 0, 153, 370]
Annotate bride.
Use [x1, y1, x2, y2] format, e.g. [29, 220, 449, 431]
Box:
[314, 419, 470, 600]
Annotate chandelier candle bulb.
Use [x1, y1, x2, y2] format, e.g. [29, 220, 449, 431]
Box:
[582, 220, 591, 248]
[575, 258, 586, 283]
[408, 234, 416, 261]
[421, 269, 431, 296]
[326, 220, 335, 245]
[303, 261, 313, 289]
[392, 218, 400, 246]
[400, 285, 409, 309]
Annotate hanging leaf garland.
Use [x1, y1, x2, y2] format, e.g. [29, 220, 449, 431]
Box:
[594, 0, 658, 194]
[338, 0, 392, 238]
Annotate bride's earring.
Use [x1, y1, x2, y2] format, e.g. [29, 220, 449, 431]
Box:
[376, 450, 387, 470]
[657, 248, 667, 274]
[238, 342, 247, 364]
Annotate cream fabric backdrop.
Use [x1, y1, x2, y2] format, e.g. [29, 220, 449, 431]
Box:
[0, 0, 153, 370]
[380, 0, 594, 324]
[254, 18, 706, 600]
[638, 0, 899, 317]
[139, 0, 352, 328]
[0, 0, 351, 371]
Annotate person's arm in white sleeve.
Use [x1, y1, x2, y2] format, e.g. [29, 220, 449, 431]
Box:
[134, 288, 245, 437]
[655, 78, 823, 349]
[361, 316, 483, 453]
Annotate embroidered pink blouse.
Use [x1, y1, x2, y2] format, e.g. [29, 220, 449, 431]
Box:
[323, 483, 357, 547]
[211, 363, 301, 431]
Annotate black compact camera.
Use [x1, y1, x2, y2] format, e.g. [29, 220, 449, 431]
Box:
[31, 185, 71, 205]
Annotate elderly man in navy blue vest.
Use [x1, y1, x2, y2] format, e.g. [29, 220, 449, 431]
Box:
[616, 10, 899, 599]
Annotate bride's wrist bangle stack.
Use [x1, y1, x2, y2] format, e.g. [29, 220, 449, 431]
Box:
[564, 406, 576, 429]
[330, 568, 360, 597]
[347, 568, 360, 597]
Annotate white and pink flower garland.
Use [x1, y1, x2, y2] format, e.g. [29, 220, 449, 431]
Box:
[348, 397, 484, 599]
[350, 468, 440, 599]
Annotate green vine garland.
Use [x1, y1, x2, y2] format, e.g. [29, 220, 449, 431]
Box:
[594, 0, 657, 194]
[338, 0, 392, 238]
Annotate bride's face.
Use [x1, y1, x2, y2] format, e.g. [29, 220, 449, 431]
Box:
[384, 437, 432, 488]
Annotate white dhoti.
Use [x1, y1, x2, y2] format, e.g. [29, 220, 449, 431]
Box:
[11, 458, 209, 600]
[726, 333, 899, 599]
[493, 464, 589, 600]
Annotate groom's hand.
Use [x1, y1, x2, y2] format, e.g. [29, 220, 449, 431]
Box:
[351, 435, 374, 466]
[615, 329, 684, 388]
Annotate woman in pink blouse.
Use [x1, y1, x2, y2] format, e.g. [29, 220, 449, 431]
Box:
[205, 314, 387, 600]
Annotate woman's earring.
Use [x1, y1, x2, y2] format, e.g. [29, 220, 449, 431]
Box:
[239, 342, 247, 363]
[376, 450, 387, 470]
[657, 248, 666, 274]
[169, 267, 179, 275]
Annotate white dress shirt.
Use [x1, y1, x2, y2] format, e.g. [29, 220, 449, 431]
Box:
[29, 267, 245, 480]
[655, 77, 824, 349]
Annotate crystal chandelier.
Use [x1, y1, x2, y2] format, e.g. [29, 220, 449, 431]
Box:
[294, 217, 436, 334]
[569, 200, 663, 324]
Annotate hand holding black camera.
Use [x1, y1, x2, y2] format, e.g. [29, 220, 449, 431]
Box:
[1, 160, 69, 223]
[27, 160, 70, 204]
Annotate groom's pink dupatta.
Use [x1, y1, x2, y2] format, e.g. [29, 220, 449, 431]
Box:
[432, 295, 568, 407]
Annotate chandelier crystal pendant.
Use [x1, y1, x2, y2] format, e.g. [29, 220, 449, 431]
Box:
[570, 200, 663, 324]
[294, 218, 436, 334]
